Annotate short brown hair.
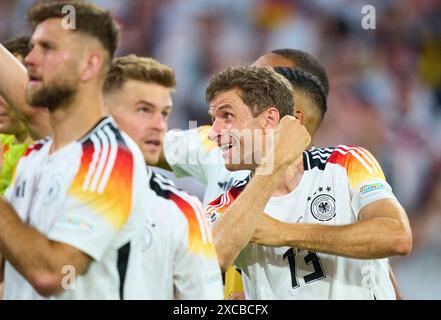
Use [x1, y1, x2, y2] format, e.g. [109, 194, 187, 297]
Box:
[206, 65, 294, 118]
[3, 36, 31, 58]
[103, 55, 176, 94]
[27, 0, 120, 60]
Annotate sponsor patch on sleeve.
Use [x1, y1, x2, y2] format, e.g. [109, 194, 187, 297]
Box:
[359, 183, 386, 195]
[209, 212, 219, 224]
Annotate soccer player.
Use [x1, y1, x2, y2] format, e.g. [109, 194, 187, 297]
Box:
[0, 0, 153, 299]
[164, 50, 401, 300]
[205, 65, 412, 299]
[160, 49, 330, 298]
[0, 37, 33, 195]
[102, 55, 223, 299]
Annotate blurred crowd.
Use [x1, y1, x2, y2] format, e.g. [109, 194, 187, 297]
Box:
[1, 0, 440, 299]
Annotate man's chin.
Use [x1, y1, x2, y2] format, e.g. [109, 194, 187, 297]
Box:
[143, 152, 160, 166]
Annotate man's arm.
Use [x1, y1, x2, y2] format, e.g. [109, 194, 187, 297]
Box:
[0, 44, 51, 139]
[252, 198, 412, 259]
[212, 116, 311, 271]
[0, 198, 91, 297]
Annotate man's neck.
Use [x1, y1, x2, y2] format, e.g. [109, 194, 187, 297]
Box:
[49, 87, 106, 152]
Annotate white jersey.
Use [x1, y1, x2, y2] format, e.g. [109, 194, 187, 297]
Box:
[164, 126, 249, 206]
[125, 170, 223, 299]
[206, 145, 397, 300]
[3, 117, 152, 300]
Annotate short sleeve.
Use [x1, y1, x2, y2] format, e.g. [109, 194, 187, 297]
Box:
[334, 146, 397, 218]
[48, 138, 135, 261]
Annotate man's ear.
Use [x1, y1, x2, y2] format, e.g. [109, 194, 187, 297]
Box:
[295, 109, 305, 125]
[263, 107, 280, 129]
[79, 51, 104, 82]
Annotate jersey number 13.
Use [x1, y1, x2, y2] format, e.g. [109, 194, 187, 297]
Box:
[283, 248, 326, 289]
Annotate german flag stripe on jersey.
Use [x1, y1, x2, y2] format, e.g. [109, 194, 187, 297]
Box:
[69, 122, 133, 230]
[205, 178, 249, 224]
[23, 138, 47, 157]
[169, 193, 217, 258]
[150, 172, 217, 259]
[328, 145, 385, 189]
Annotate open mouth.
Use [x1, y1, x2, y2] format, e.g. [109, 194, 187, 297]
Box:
[28, 74, 42, 84]
[145, 139, 161, 147]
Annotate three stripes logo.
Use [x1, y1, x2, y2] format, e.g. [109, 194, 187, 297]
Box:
[79, 120, 121, 194]
[303, 147, 335, 171]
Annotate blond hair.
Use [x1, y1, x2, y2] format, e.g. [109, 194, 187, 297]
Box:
[104, 55, 176, 93]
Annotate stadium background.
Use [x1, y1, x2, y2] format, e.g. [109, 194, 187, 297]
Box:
[1, 0, 440, 299]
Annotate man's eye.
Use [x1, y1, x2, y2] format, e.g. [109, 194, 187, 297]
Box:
[41, 43, 53, 51]
[138, 107, 150, 113]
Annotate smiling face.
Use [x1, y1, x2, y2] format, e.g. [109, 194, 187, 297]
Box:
[106, 80, 172, 165]
[208, 88, 270, 171]
[205, 65, 295, 172]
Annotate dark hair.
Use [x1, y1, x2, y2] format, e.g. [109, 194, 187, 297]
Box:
[3, 36, 31, 57]
[274, 67, 327, 121]
[27, 0, 120, 61]
[271, 49, 329, 97]
[206, 65, 294, 119]
[104, 55, 176, 94]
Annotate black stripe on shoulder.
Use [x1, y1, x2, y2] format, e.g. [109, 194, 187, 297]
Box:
[149, 171, 173, 199]
[78, 116, 111, 143]
[224, 173, 251, 191]
[303, 147, 335, 171]
[79, 119, 130, 152]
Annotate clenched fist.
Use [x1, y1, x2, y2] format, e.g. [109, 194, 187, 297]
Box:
[260, 116, 310, 173]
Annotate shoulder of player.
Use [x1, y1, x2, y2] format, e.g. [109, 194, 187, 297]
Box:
[149, 170, 177, 198]
[149, 171, 203, 218]
[78, 117, 126, 147]
[205, 175, 250, 214]
[69, 117, 139, 195]
[328, 145, 382, 173]
[77, 117, 136, 167]
[303, 145, 381, 173]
